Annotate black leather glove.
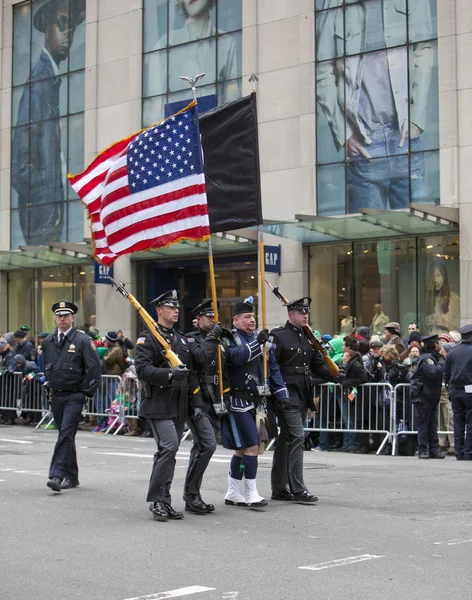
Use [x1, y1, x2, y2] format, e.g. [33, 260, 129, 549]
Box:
[192, 407, 204, 420]
[209, 321, 223, 337]
[257, 329, 270, 344]
[170, 365, 189, 381]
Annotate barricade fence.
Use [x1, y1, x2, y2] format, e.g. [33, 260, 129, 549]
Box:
[1, 373, 455, 450]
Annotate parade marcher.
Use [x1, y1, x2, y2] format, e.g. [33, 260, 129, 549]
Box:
[42, 301, 101, 491]
[221, 298, 289, 508]
[135, 290, 216, 522]
[409, 335, 445, 459]
[270, 297, 332, 504]
[444, 324, 472, 460]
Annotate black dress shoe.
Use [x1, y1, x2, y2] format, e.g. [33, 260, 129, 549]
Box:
[429, 452, 445, 459]
[184, 494, 209, 514]
[47, 477, 62, 492]
[418, 453, 430, 459]
[271, 489, 294, 501]
[149, 501, 169, 521]
[198, 494, 215, 512]
[61, 478, 80, 489]
[165, 502, 184, 520]
[292, 490, 318, 504]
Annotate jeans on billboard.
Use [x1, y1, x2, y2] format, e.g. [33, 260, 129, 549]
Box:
[347, 125, 424, 213]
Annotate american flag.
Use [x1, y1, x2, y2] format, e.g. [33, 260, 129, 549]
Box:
[69, 101, 210, 265]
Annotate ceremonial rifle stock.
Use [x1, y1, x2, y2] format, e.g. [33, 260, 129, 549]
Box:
[108, 277, 183, 368]
[265, 280, 340, 378]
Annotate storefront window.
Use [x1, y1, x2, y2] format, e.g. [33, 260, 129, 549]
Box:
[142, 0, 242, 127]
[11, 0, 86, 247]
[315, 0, 439, 214]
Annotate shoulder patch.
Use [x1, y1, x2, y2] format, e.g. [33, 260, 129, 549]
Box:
[137, 337, 146, 345]
[90, 340, 97, 350]
[187, 337, 195, 343]
[426, 358, 434, 365]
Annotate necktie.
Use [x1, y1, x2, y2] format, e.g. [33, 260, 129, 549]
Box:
[59, 333, 64, 347]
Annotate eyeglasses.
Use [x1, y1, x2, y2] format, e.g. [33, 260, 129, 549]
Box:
[55, 14, 76, 33]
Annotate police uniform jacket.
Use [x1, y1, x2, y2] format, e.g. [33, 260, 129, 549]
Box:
[226, 329, 289, 412]
[185, 328, 230, 410]
[411, 352, 444, 405]
[42, 328, 101, 397]
[444, 340, 472, 389]
[271, 321, 331, 410]
[135, 327, 203, 421]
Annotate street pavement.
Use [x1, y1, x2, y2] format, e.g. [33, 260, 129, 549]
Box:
[1, 425, 471, 600]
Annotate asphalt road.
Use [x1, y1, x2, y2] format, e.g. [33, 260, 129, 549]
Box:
[1, 425, 471, 600]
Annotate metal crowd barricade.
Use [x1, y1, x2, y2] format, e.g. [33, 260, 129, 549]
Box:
[303, 382, 395, 455]
[114, 372, 139, 435]
[0, 371, 24, 420]
[392, 383, 454, 455]
[82, 374, 123, 434]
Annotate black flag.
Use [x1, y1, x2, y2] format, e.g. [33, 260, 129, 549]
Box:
[199, 94, 263, 233]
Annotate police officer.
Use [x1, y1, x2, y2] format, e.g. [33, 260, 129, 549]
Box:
[134, 290, 215, 522]
[445, 324, 472, 460]
[221, 298, 289, 507]
[410, 334, 445, 459]
[270, 297, 332, 504]
[42, 301, 101, 492]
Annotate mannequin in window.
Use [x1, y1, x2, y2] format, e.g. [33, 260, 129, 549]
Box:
[425, 262, 460, 335]
[339, 305, 354, 336]
[370, 303, 390, 336]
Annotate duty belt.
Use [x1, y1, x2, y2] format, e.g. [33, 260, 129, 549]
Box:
[231, 389, 265, 403]
[281, 365, 311, 375]
[202, 375, 219, 385]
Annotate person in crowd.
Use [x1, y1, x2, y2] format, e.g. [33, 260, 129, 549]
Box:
[403, 322, 420, 348]
[438, 340, 456, 454]
[355, 326, 371, 343]
[117, 330, 134, 360]
[42, 301, 101, 492]
[337, 336, 368, 453]
[444, 324, 472, 460]
[11, 354, 41, 425]
[13, 330, 34, 362]
[403, 343, 421, 366]
[370, 304, 390, 336]
[0, 339, 18, 425]
[35, 332, 49, 372]
[221, 298, 289, 508]
[409, 335, 445, 459]
[383, 322, 405, 356]
[365, 339, 385, 380]
[270, 297, 332, 504]
[135, 289, 214, 522]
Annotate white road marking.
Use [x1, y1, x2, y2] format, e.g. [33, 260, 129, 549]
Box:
[299, 554, 384, 571]
[222, 593, 239, 599]
[123, 585, 216, 600]
[0, 479, 5, 482]
[0, 438, 33, 444]
[95, 452, 229, 464]
[434, 539, 472, 546]
[13, 470, 44, 476]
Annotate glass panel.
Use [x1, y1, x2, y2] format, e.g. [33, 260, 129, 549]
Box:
[68, 113, 84, 193]
[168, 39, 216, 92]
[409, 40, 438, 152]
[68, 12, 86, 72]
[408, 0, 437, 43]
[7, 269, 33, 332]
[66, 200, 84, 243]
[10, 209, 25, 249]
[144, 0, 168, 52]
[418, 235, 460, 335]
[218, 0, 242, 33]
[168, 0, 216, 45]
[316, 7, 344, 61]
[13, 2, 31, 88]
[309, 244, 353, 335]
[316, 58, 345, 164]
[353, 238, 417, 338]
[76, 265, 97, 329]
[69, 70, 84, 114]
[317, 163, 346, 216]
[143, 50, 168, 98]
[410, 150, 439, 205]
[12, 85, 30, 126]
[29, 76, 65, 122]
[217, 31, 241, 95]
[11, 125, 30, 210]
[346, 153, 410, 213]
[217, 79, 240, 106]
[316, 0, 342, 11]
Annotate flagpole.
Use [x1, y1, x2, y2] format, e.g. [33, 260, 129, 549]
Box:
[181, 74, 226, 407]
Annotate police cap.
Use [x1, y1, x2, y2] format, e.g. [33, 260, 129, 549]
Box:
[421, 334, 439, 347]
[191, 299, 220, 317]
[52, 301, 78, 316]
[151, 289, 180, 308]
[286, 297, 312, 314]
[459, 324, 472, 337]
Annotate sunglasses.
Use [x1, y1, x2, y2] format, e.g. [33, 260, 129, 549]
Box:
[55, 14, 76, 33]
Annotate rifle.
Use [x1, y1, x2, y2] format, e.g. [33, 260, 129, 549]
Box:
[109, 278, 183, 368]
[266, 280, 340, 378]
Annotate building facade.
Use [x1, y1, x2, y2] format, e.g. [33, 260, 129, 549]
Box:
[0, 0, 469, 341]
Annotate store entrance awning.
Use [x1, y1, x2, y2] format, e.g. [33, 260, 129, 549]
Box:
[0, 242, 93, 271]
[263, 204, 459, 243]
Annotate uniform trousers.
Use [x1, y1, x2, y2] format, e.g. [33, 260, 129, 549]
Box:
[49, 391, 84, 481]
[146, 419, 186, 503]
[415, 402, 440, 455]
[271, 404, 307, 494]
[184, 412, 217, 495]
[450, 390, 472, 460]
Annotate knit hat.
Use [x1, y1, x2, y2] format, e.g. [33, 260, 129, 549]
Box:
[13, 354, 26, 366]
[356, 326, 370, 340]
[449, 330, 461, 343]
